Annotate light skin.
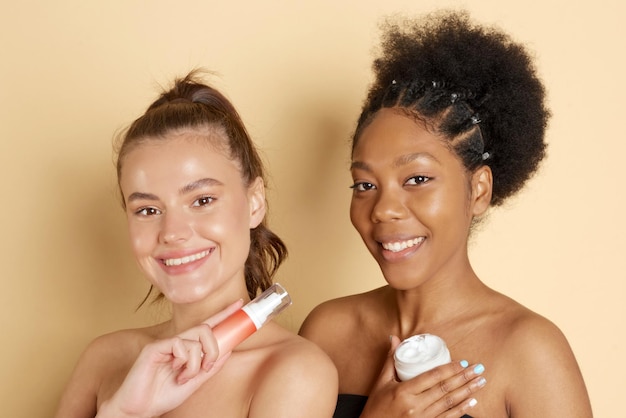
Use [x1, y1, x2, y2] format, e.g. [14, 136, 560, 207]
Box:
[300, 108, 592, 417]
[56, 128, 338, 418]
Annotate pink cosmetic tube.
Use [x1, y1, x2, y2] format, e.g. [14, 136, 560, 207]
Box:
[212, 283, 292, 355]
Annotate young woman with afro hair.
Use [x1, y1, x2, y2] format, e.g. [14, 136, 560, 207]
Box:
[300, 10, 592, 418]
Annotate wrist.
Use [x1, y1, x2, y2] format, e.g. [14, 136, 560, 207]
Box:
[96, 399, 150, 418]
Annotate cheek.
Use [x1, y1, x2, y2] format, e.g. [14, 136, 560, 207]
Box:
[349, 199, 367, 230]
[423, 187, 472, 232]
[126, 221, 156, 256]
[199, 204, 250, 242]
[421, 192, 451, 219]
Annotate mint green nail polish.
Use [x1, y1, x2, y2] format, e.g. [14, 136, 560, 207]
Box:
[460, 360, 469, 368]
[474, 363, 485, 374]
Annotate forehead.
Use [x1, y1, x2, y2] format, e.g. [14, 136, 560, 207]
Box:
[353, 108, 452, 164]
[119, 129, 242, 187]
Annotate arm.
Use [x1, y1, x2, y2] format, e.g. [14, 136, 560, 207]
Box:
[54, 338, 103, 418]
[505, 317, 592, 418]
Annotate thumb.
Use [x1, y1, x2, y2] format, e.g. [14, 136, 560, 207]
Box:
[203, 299, 244, 328]
[372, 335, 402, 389]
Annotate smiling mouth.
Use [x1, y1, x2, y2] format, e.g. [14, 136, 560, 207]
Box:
[381, 237, 425, 253]
[162, 250, 211, 266]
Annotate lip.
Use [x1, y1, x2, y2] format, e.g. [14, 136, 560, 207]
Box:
[156, 247, 214, 275]
[376, 236, 425, 262]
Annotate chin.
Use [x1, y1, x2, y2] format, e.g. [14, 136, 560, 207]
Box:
[381, 270, 427, 290]
[161, 284, 212, 305]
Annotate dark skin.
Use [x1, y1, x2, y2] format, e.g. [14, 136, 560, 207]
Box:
[300, 108, 592, 417]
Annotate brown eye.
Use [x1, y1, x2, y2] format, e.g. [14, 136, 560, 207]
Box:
[136, 207, 160, 216]
[405, 176, 431, 185]
[192, 196, 215, 207]
[350, 182, 376, 192]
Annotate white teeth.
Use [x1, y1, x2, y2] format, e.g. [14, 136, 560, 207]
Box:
[163, 250, 210, 266]
[381, 237, 424, 253]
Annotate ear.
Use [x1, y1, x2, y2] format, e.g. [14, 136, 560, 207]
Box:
[248, 177, 266, 229]
[471, 165, 493, 217]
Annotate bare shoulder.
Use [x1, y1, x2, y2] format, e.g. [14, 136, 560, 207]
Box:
[54, 326, 157, 418]
[82, 326, 156, 368]
[495, 298, 576, 365]
[263, 324, 337, 383]
[71, 327, 156, 382]
[299, 286, 386, 343]
[250, 326, 338, 418]
[491, 297, 592, 417]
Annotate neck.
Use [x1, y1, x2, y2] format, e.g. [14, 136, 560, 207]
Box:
[163, 280, 251, 336]
[390, 264, 486, 339]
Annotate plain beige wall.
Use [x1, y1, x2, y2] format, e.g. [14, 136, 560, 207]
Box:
[1, 1, 623, 416]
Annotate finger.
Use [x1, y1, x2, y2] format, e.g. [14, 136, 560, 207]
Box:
[179, 350, 234, 391]
[203, 299, 244, 328]
[426, 363, 487, 417]
[195, 323, 219, 370]
[402, 359, 471, 393]
[205, 349, 231, 376]
[176, 340, 204, 384]
[437, 396, 480, 418]
[371, 335, 402, 390]
[175, 322, 221, 368]
[171, 337, 189, 370]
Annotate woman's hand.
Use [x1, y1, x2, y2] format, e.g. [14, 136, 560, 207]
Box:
[97, 300, 244, 418]
[360, 336, 486, 418]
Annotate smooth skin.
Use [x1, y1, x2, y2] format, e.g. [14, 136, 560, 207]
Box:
[300, 108, 592, 417]
[56, 129, 337, 418]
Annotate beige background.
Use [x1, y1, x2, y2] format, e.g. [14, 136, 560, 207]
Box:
[1, 1, 623, 416]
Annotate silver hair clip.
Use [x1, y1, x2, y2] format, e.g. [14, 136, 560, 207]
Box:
[482, 152, 490, 161]
[471, 115, 482, 125]
[451, 93, 459, 103]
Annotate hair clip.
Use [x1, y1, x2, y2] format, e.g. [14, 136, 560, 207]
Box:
[451, 93, 459, 103]
[471, 114, 482, 125]
[391, 79, 397, 85]
[482, 152, 490, 161]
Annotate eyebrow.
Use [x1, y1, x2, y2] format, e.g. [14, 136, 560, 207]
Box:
[393, 152, 440, 167]
[350, 152, 439, 171]
[126, 178, 224, 203]
[126, 191, 159, 203]
[178, 177, 223, 195]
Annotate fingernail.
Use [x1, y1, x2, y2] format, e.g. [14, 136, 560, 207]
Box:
[477, 377, 487, 387]
[473, 363, 485, 374]
[460, 360, 469, 368]
[468, 398, 478, 407]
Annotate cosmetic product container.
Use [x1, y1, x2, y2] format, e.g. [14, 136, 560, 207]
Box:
[394, 334, 451, 381]
[212, 283, 291, 354]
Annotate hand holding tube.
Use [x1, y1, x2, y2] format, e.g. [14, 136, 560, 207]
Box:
[96, 284, 292, 418]
[96, 300, 243, 418]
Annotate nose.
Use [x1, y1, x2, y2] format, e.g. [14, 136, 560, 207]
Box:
[159, 210, 193, 244]
[370, 188, 407, 223]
